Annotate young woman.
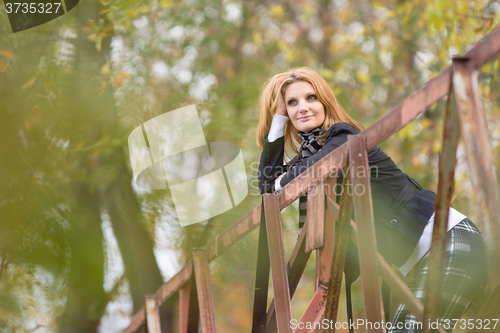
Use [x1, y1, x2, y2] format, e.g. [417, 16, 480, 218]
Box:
[256, 67, 487, 332]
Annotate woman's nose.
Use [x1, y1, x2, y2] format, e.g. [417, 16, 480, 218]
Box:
[298, 99, 308, 112]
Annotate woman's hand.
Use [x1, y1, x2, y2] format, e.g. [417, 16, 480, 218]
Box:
[274, 82, 287, 117]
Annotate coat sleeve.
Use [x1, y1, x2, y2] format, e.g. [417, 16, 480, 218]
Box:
[258, 135, 288, 194]
[279, 123, 359, 188]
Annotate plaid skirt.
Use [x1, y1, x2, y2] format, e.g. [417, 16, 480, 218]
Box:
[388, 218, 487, 333]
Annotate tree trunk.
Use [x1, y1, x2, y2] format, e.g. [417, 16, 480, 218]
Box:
[59, 179, 106, 333]
[58, 0, 175, 330]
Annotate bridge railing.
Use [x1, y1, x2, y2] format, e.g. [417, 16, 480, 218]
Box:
[125, 25, 500, 333]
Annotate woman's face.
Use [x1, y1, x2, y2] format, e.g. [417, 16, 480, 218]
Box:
[284, 81, 326, 133]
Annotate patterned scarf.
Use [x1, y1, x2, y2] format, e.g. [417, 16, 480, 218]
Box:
[297, 125, 325, 235]
[298, 126, 326, 158]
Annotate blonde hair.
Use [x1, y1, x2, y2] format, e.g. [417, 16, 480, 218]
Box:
[256, 67, 363, 161]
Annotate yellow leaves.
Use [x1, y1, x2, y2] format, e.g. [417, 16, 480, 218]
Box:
[252, 30, 261, 46]
[432, 140, 441, 154]
[481, 83, 490, 99]
[120, 0, 138, 11]
[160, 0, 172, 9]
[420, 118, 432, 129]
[126, 9, 137, 17]
[25, 106, 40, 131]
[277, 41, 294, 62]
[96, 35, 103, 52]
[321, 68, 334, 80]
[492, 12, 500, 32]
[0, 49, 15, 74]
[0, 50, 16, 61]
[102, 22, 114, 34]
[226, 69, 236, 80]
[397, 121, 418, 141]
[493, 59, 500, 81]
[75, 142, 85, 150]
[101, 62, 111, 76]
[301, 2, 315, 23]
[269, 5, 284, 18]
[332, 87, 343, 96]
[356, 71, 370, 83]
[373, 20, 386, 33]
[114, 71, 132, 87]
[95, 23, 114, 52]
[96, 79, 107, 94]
[22, 77, 37, 90]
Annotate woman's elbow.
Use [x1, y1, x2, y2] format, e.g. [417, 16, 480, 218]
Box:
[257, 177, 274, 194]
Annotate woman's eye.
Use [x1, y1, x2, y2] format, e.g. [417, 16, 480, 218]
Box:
[287, 99, 296, 106]
[307, 94, 317, 100]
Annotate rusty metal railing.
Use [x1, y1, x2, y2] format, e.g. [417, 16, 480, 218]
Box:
[124, 25, 500, 333]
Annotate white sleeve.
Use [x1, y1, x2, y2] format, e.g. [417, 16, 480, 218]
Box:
[274, 178, 282, 191]
[267, 114, 289, 142]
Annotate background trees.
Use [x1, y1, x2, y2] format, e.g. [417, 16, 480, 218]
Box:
[1, 0, 499, 332]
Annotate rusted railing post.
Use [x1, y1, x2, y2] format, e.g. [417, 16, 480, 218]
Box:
[145, 296, 161, 333]
[251, 198, 270, 333]
[179, 278, 200, 333]
[263, 193, 293, 333]
[192, 249, 218, 333]
[179, 282, 190, 333]
[316, 177, 337, 289]
[452, 56, 500, 285]
[422, 79, 459, 333]
[266, 225, 311, 333]
[305, 182, 325, 253]
[348, 135, 385, 333]
[322, 167, 353, 333]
